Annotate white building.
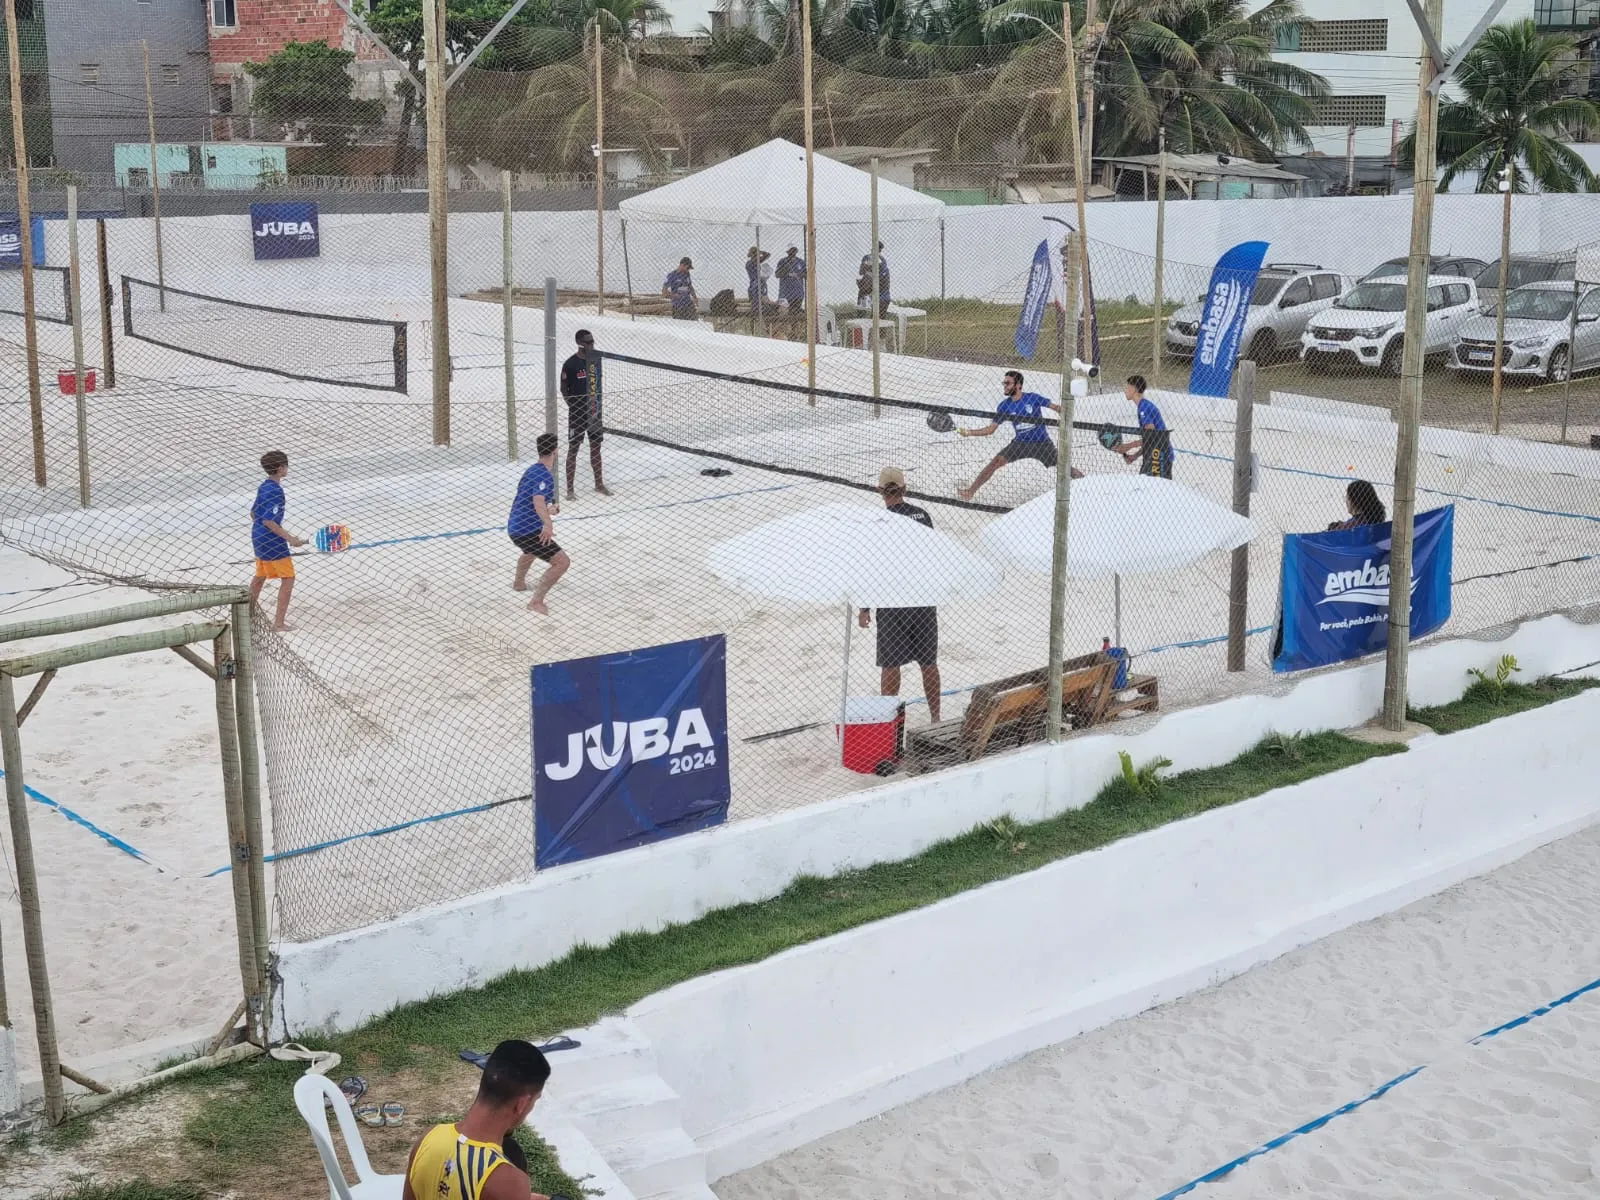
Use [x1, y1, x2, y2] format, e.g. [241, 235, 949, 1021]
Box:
[1266, 0, 1537, 158]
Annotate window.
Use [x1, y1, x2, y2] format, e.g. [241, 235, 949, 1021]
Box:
[1273, 23, 1300, 51]
[1300, 20, 1388, 52]
[1313, 274, 1342, 301]
[162, 64, 181, 86]
[1444, 283, 1470, 308]
[1579, 289, 1600, 318]
[80, 63, 100, 87]
[1281, 278, 1312, 307]
[1536, 0, 1600, 31]
[1426, 286, 1445, 312]
[1314, 95, 1386, 127]
[212, 0, 237, 28]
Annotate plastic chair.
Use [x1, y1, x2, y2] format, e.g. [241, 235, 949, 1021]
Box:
[294, 1073, 405, 1200]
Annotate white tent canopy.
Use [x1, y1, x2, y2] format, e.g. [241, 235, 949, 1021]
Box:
[619, 138, 946, 227]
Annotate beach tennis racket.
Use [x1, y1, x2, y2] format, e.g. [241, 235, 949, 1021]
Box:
[926, 410, 955, 434]
[315, 524, 351, 553]
[1097, 424, 1123, 450]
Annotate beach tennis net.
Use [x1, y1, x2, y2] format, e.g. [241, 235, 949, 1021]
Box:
[121, 275, 409, 393]
[0, 265, 72, 325]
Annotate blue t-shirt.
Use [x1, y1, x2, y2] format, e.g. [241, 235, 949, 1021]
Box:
[508, 463, 556, 537]
[1135, 397, 1174, 478]
[1137, 398, 1167, 431]
[664, 269, 695, 312]
[997, 391, 1053, 443]
[776, 255, 806, 303]
[251, 478, 288, 561]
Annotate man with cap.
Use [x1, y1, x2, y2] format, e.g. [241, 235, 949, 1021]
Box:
[662, 257, 697, 320]
[775, 244, 806, 335]
[560, 328, 610, 499]
[857, 467, 941, 722]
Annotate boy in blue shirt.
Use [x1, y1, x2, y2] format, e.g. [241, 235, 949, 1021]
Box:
[956, 370, 1080, 501]
[1112, 375, 1174, 479]
[248, 449, 306, 631]
[510, 433, 570, 615]
[661, 257, 698, 320]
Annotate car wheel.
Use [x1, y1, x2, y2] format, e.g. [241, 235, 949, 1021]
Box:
[1382, 338, 1404, 376]
[1546, 345, 1570, 383]
[1248, 330, 1276, 362]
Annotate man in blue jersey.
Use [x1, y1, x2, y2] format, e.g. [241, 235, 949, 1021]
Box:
[510, 433, 570, 615]
[956, 370, 1080, 501]
[1111, 375, 1173, 478]
[775, 245, 806, 335]
[661, 257, 698, 320]
[248, 449, 306, 631]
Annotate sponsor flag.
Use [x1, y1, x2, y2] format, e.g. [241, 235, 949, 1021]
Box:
[1188, 240, 1269, 397]
[1272, 505, 1454, 672]
[533, 635, 730, 868]
[0, 216, 46, 268]
[250, 201, 320, 261]
[1014, 236, 1056, 358]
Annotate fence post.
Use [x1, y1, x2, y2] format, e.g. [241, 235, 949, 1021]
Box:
[210, 629, 264, 1040]
[501, 170, 519, 462]
[5, 0, 46, 488]
[1047, 230, 1082, 744]
[67, 186, 90, 508]
[229, 603, 270, 1044]
[1227, 360, 1256, 672]
[96, 218, 115, 390]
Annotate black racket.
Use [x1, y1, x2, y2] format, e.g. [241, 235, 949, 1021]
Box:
[926, 410, 955, 434]
[1097, 424, 1124, 450]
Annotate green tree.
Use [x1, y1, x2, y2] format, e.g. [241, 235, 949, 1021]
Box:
[244, 41, 384, 171]
[1398, 18, 1599, 193]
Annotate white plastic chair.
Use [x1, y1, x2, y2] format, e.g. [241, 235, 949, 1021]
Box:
[818, 305, 841, 347]
[294, 1073, 405, 1200]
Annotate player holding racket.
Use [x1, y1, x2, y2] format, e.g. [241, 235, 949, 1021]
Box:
[510, 433, 570, 616]
[955, 370, 1081, 501]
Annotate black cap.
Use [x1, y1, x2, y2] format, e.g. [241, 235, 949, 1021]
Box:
[576, 329, 594, 344]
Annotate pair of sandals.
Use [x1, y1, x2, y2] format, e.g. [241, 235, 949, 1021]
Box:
[339, 1074, 406, 1126]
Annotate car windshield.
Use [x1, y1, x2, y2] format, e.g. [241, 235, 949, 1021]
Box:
[1480, 259, 1575, 289]
[1502, 288, 1574, 321]
[1362, 259, 1408, 280]
[1335, 282, 1407, 312]
[1250, 277, 1286, 305]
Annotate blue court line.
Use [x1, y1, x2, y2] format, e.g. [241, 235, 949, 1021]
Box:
[0, 767, 157, 867]
[1153, 970, 1600, 1198]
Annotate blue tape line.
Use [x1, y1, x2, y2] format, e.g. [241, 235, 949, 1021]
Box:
[1156, 970, 1600, 1198]
[0, 767, 156, 866]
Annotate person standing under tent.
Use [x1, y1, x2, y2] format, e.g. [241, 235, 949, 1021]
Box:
[1110, 375, 1173, 479]
[775, 245, 806, 335]
[857, 467, 942, 723]
[856, 245, 891, 316]
[955, 370, 1081, 502]
[248, 450, 306, 632]
[560, 329, 611, 500]
[662, 257, 698, 320]
[745, 246, 772, 327]
[510, 433, 570, 616]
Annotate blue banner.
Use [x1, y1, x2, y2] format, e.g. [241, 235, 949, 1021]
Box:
[1188, 240, 1269, 397]
[533, 635, 730, 868]
[1272, 505, 1454, 673]
[1014, 237, 1054, 358]
[0, 216, 45, 268]
[250, 201, 320, 261]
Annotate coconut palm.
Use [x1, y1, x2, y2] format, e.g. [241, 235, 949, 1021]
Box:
[1397, 18, 1599, 193]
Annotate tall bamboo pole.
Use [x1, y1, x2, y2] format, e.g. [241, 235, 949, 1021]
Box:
[0, 674, 64, 1123]
[1227, 361, 1256, 671]
[140, 40, 166, 311]
[229, 602, 269, 1044]
[802, 0, 817, 401]
[1382, 0, 1444, 731]
[502, 169, 518, 460]
[211, 629, 264, 1040]
[1490, 175, 1511, 434]
[423, 0, 451, 444]
[96, 218, 115, 389]
[67, 185, 88, 507]
[594, 23, 605, 316]
[1151, 126, 1166, 382]
[1078, 0, 1097, 322]
[6, 0, 45, 486]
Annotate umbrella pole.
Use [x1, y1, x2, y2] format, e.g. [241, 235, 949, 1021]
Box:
[1114, 573, 1122, 647]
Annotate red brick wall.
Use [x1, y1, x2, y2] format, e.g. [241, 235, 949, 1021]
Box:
[208, 0, 387, 68]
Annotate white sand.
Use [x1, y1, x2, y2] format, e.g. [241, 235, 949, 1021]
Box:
[713, 823, 1600, 1199]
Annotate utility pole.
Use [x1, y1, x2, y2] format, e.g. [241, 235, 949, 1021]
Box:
[5, 0, 44, 486]
[1490, 162, 1511, 434]
[594, 20, 605, 316]
[802, 0, 817, 400]
[423, 0, 451, 444]
[1077, 0, 1098, 339]
[1382, 0, 1445, 731]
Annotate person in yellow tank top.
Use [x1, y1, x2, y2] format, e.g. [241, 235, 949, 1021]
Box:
[402, 1040, 553, 1200]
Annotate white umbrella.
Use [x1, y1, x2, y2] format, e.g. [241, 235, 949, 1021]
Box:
[708, 501, 1002, 726]
[980, 474, 1255, 643]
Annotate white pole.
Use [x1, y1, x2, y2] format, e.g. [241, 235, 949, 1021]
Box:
[67, 186, 89, 507]
[544, 276, 558, 436]
[870, 156, 881, 417]
[502, 170, 518, 461]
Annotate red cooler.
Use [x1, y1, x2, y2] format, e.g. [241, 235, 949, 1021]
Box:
[836, 696, 905, 775]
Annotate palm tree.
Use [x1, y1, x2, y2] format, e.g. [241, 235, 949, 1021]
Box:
[1398, 18, 1599, 193]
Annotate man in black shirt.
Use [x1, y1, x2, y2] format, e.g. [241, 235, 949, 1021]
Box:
[857, 467, 942, 721]
[560, 329, 611, 500]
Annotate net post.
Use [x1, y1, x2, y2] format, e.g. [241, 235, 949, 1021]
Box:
[67, 186, 90, 508]
[1227, 360, 1256, 672]
[870, 156, 880, 418]
[0, 673, 64, 1124]
[140, 40, 166, 313]
[229, 603, 270, 1044]
[1047, 229, 1082, 745]
[502, 169, 519, 462]
[96, 219, 115, 390]
[544, 276, 558, 436]
[5, 0, 46, 488]
[211, 628, 266, 1044]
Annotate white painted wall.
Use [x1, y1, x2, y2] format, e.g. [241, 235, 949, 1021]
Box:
[273, 612, 1600, 1042]
[629, 683, 1600, 1180]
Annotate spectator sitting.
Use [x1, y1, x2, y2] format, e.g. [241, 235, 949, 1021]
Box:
[1329, 479, 1388, 530]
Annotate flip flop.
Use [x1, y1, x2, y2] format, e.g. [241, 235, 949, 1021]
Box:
[354, 1105, 383, 1127]
[269, 1042, 342, 1076]
[537, 1036, 581, 1054]
[381, 1102, 406, 1126]
[339, 1076, 367, 1104]
[459, 1049, 489, 1070]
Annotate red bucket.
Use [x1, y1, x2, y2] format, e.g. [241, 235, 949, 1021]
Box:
[57, 369, 95, 395]
[836, 696, 904, 775]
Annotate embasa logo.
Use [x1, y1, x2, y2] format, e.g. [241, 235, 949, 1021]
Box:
[1197, 278, 1244, 367]
[1318, 560, 1416, 608]
[254, 220, 316, 239]
[544, 707, 715, 780]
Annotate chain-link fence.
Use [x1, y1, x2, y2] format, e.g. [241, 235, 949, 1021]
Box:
[3, 26, 1600, 950]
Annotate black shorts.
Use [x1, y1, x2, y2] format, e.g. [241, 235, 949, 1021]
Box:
[1000, 437, 1058, 468]
[566, 400, 602, 446]
[511, 532, 563, 561]
[876, 607, 938, 668]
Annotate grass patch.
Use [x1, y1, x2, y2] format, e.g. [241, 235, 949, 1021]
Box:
[1410, 673, 1597, 734]
[144, 729, 1398, 1200]
[42, 1182, 207, 1200]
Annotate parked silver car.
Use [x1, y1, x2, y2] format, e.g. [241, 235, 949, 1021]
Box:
[1449, 280, 1600, 382]
[1165, 264, 1346, 361]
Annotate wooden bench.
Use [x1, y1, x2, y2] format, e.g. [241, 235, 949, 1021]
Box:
[903, 653, 1117, 773]
[1103, 673, 1160, 721]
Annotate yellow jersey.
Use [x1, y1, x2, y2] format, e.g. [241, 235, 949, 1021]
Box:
[408, 1123, 511, 1200]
